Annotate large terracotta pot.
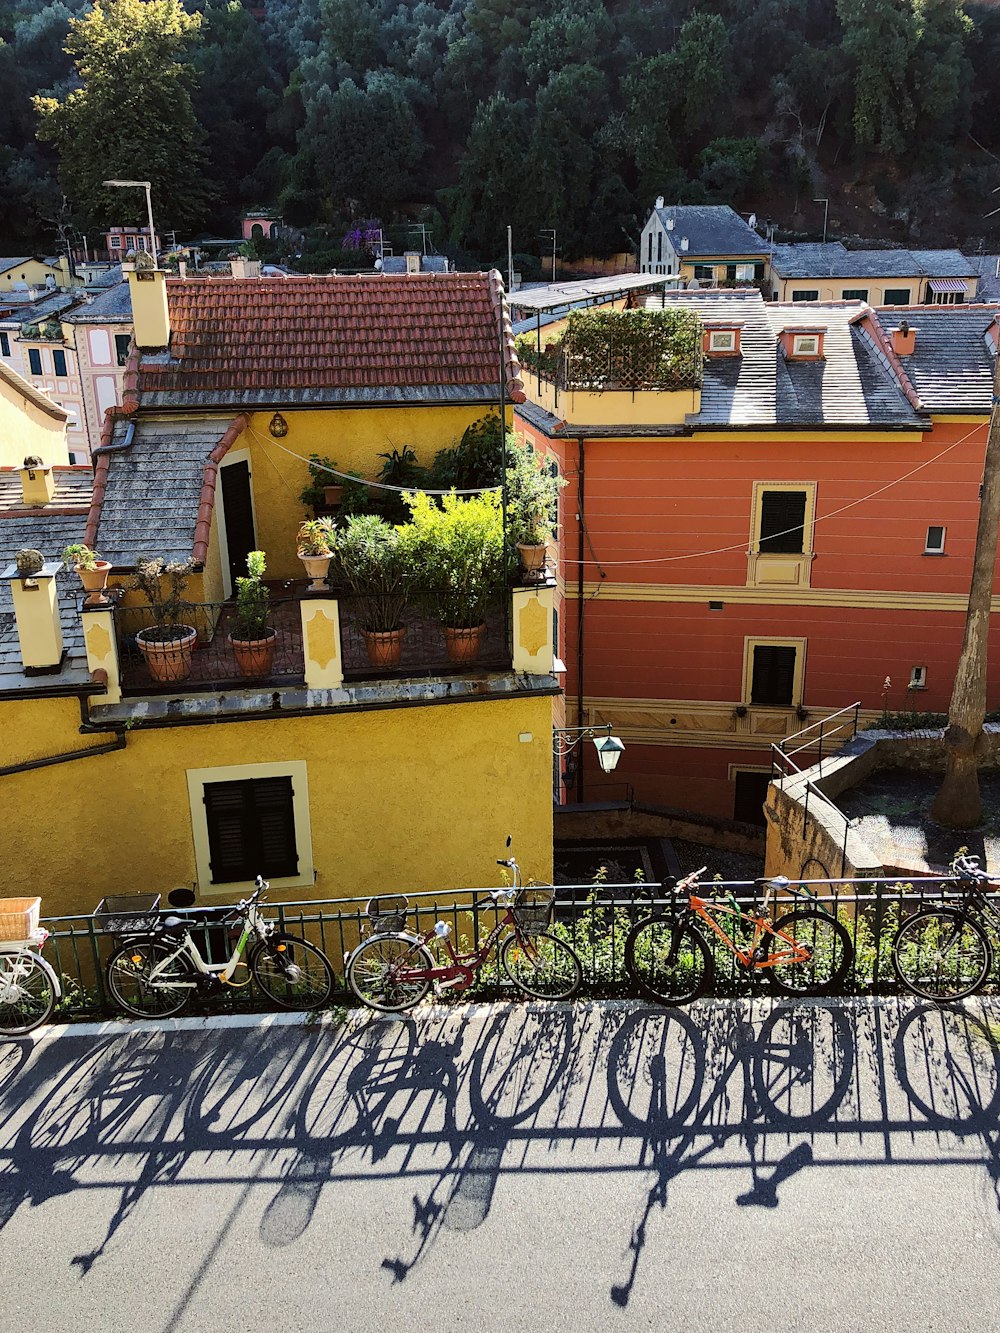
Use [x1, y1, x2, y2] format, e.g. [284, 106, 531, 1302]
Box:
[323, 485, 344, 508]
[443, 623, 486, 665]
[363, 627, 406, 669]
[77, 561, 112, 606]
[136, 625, 197, 683]
[298, 552, 332, 592]
[516, 542, 547, 577]
[229, 629, 277, 678]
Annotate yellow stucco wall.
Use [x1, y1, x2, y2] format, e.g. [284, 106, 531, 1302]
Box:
[522, 368, 700, 426]
[0, 259, 65, 291]
[241, 405, 507, 580]
[0, 365, 69, 467]
[0, 692, 555, 919]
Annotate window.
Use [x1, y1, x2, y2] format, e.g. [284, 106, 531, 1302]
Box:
[647, 233, 653, 263]
[0, 331, 8, 357]
[909, 666, 927, 689]
[883, 289, 911, 305]
[733, 771, 770, 827]
[708, 329, 737, 354]
[791, 290, 819, 301]
[52, 348, 67, 377]
[924, 525, 946, 554]
[842, 288, 869, 301]
[55, 401, 79, 428]
[203, 776, 299, 884]
[758, 489, 807, 553]
[115, 333, 132, 366]
[27, 348, 42, 375]
[657, 232, 662, 264]
[792, 335, 819, 356]
[750, 645, 797, 706]
[109, 236, 122, 250]
[736, 263, 756, 281]
[726, 264, 737, 282]
[693, 264, 714, 282]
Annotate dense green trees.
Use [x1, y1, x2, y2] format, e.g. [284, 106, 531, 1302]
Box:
[0, 0, 997, 259]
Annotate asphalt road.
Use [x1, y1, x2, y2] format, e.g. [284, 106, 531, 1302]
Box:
[2, 996, 999, 1333]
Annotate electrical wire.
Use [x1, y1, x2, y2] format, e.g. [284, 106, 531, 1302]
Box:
[559, 418, 990, 567]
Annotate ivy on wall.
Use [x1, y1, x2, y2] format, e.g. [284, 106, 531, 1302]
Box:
[541, 308, 704, 391]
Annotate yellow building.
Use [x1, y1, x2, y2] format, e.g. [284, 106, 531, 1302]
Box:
[0, 255, 75, 292]
[1, 266, 560, 920]
[766, 244, 978, 305]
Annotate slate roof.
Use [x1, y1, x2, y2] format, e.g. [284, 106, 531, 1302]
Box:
[63, 282, 133, 324]
[0, 511, 90, 686]
[0, 291, 78, 327]
[966, 256, 1000, 302]
[136, 272, 524, 408]
[872, 304, 1000, 414]
[89, 416, 234, 567]
[0, 257, 31, 277]
[0, 467, 93, 512]
[651, 205, 770, 258]
[770, 243, 976, 281]
[85, 265, 124, 290]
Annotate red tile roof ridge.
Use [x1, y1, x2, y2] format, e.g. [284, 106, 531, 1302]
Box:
[856, 309, 924, 412]
[84, 405, 127, 549]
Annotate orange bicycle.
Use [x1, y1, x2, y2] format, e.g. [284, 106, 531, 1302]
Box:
[624, 867, 853, 1005]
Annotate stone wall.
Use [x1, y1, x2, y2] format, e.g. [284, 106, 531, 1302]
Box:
[556, 802, 765, 858]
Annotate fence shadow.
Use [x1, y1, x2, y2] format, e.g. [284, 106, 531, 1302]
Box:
[1, 999, 999, 1314]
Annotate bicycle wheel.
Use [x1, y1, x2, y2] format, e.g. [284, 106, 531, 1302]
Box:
[347, 935, 434, 1013]
[251, 934, 335, 1010]
[764, 909, 853, 996]
[105, 938, 193, 1018]
[623, 915, 713, 1005]
[753, 1005, 854, 1125]
[500, 931, 582, 1000]
[892, 909, 991, 1002]
[0, 952, 57, 1036]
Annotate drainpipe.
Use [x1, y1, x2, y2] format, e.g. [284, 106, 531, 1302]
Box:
[0, 673, 126, 778]
[576, 434, 586, 804]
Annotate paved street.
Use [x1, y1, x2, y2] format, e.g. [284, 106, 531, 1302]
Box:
[2, 997, 1000, 1332]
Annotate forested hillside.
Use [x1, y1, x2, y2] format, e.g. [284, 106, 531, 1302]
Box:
[2, 0, 1000, 265]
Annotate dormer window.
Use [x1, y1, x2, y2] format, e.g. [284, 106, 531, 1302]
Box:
[780, 327, 825, 360]
[703, 323, 743, 357]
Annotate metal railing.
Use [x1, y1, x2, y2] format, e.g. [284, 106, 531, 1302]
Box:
[771, 702, 862, 778]
[339, 592, 511, 682]
[115, 599, 304, 694]
[37, 873, 1000, 1021]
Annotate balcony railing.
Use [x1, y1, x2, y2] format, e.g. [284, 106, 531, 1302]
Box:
[115, 598, 305, 694]
[338, 592, 510, 682]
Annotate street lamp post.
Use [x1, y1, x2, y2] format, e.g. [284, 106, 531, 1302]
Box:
[553, 723, 626, 802]
[103, 179, 158, 267]
[540, 228, 557, 283]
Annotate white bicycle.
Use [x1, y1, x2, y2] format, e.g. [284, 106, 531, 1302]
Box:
[0, 931, 62, 1037]
[104, 877, 335, 1017]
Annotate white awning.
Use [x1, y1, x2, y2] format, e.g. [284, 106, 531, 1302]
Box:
[928, 278, 968, 293]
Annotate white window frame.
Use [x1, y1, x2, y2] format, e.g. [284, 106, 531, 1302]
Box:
[186, 760, 315, 896]
[708, 330, 736, 353]
[792, 334, 819, 356]
[924, 525, 946, 554]
[735, 263, 755, 281]
[909, 666, 927, 690]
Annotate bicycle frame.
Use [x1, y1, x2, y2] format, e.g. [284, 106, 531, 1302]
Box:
[0, 935, 62, 1000]
[686, 895, 814, 973]
[390, 904, 536, 993]
[135, 898, 273, 990]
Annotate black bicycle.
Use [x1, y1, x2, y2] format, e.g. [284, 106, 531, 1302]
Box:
[892, 854, 1000, 1002]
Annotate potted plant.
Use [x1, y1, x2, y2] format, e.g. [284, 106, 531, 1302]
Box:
[296, 518, 336, 590]
[505, 439, 565, 578]
[299, 454, 343, 511]
[401, 490, 504, 665]
[131, 557, 197, 682]
[229, 550, 275, 677]
[62, 542, 112, 605]
[334, 515, 412, 668]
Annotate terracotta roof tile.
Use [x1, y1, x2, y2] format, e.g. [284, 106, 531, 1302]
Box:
[136, 272, 524, 407]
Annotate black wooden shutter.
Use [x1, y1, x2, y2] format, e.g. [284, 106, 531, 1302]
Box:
[204, 776, 298, 883]
[758, 490, 807, 553]
[750, 646, 796, 706]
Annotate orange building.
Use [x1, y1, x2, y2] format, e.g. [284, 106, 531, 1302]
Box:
[516, 293, 1000, 823]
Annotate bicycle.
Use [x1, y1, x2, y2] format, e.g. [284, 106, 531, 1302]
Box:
[892, 853, 1000, 1001]
[623, 867, 854, 1005]
[0, 929, 62, 1037]
[346, 841, 583, 1012]
[104, 876, 335, 1018]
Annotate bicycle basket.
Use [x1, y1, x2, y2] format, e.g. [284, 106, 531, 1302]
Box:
[366, 894, 408, 933]
[93, 893, 161, 936]
[513, 886, 554, 935]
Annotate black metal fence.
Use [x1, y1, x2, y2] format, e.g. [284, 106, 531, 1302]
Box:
[115, 599, 304, 694]
[36, 874, 1000, 1022]
[339, 593, 511, 682]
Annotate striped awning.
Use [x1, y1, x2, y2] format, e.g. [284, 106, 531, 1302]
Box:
[929, 278, 968, 293]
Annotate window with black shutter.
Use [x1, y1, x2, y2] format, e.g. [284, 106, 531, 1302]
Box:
[758, 490, 807, 554]
[750, 645, 797, 706]
[203, 776, 298, 883]
[734, 772, 770, 827]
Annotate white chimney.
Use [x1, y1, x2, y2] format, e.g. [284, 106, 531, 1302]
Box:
[666, 218, 675, 231]
[680, 237, 689, 252]
[655, 195, 665, 210]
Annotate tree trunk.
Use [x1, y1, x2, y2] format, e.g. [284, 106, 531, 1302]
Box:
[931, 356, 1000, 827]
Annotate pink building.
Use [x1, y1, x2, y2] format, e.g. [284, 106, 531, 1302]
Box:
[242, 211, 283, 242]
[103, 226, 164, 263]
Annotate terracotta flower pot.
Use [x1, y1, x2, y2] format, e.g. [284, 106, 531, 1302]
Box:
[362, 627, 406, 669]
[229, 628, 277, 678]
[298, 552, 332, 591]
[443, 623, 486, 665]
[136, 625, 197, 683]
[77, 561, 112, 606]
[323, 485, 344, 508]
[517, 542, 547, 578]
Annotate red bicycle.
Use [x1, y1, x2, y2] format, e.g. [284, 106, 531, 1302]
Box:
[345, 842, 583, 1012]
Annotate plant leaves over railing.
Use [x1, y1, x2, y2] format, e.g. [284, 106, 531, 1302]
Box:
[521, 308, 704, 392]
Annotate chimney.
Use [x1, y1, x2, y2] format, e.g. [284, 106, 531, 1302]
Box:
[230, 256, 261, 280]
[3, 557, 64, 674]
[123, 254, 170, 351]
[655, 195, 665, 210]
[680, 237, 689, 251]
[892, 321, 916, 356]
[404, 252, 421, 274]
[19, 456, 55, 507]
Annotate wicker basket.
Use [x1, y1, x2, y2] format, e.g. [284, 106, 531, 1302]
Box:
[366, 894, 408, 934]
[513, 886, 554, 935]
[0, 897, 41, 942]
